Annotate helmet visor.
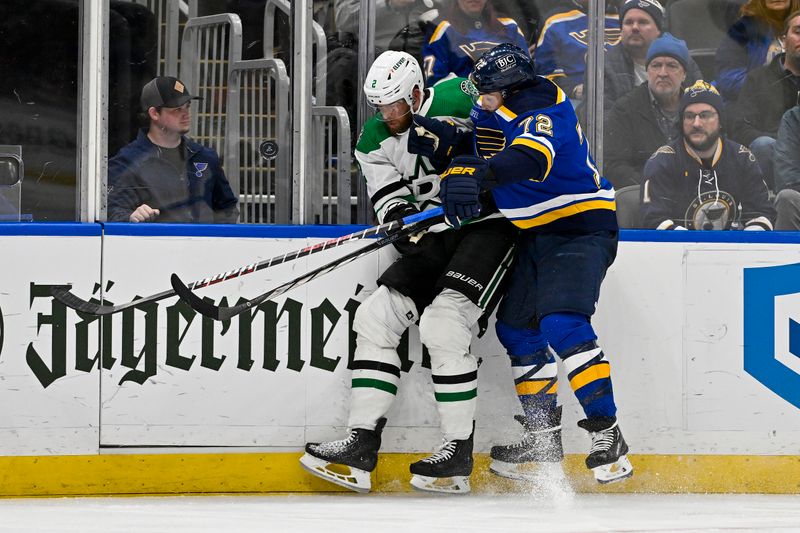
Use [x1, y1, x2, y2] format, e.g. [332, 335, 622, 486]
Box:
[368, 99, 412, 122]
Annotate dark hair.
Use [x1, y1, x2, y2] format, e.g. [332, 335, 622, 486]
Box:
[783, 8, 800, 35]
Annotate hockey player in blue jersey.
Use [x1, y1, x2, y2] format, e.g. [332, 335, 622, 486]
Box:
[300, 51, 517, 495]
[422, 0, 529, 86]
[435, 43, 633, 484]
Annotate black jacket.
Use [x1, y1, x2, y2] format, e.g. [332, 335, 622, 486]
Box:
[604, 83, 680, 188]
[731, 54, 800, 146]
[108, 129, 239, 223]
[641, 137, 774, 230]
[603, 44, 705, 112]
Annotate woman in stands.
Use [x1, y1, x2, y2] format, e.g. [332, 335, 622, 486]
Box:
[716, 0, 800, 101]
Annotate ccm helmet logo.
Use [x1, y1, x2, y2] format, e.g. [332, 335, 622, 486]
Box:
[441, 166, 476, 178]
[497, 54, 516, 71]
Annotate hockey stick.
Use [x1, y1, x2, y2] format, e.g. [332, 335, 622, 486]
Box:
[171, 211, 446, 321]
[50, 207, 444, 316]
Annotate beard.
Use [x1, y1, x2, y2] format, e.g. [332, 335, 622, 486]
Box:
[686, 128, 720, 152]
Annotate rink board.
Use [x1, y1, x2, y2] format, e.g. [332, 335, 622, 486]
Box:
[0, 224, 799, 495]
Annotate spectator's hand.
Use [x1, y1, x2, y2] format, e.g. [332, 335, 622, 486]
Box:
[439, 155, 488, 228]
[129, 204, 160, 223]
[409, 115, 463, 171]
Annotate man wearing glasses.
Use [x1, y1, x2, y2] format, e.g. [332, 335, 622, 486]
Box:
[108, 76, 238, 223]
[641, 81, 774, 231]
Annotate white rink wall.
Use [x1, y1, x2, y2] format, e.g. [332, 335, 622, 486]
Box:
[1, 225, 800, 457]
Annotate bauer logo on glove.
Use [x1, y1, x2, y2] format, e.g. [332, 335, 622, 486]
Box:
[441, 165, 477, 178]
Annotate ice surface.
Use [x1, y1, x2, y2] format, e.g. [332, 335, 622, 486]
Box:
[0, 493, 798, 532]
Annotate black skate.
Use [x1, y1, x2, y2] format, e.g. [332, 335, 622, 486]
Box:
[490, 407, 564, 481]
[577, 417, 633, 484]
[300, 418, 387, 493]
[409, 430, 474, 494]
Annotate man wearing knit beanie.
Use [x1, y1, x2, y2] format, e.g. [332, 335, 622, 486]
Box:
[641, 80, 774, 231]
[602, 3, 704, 111]
[619, 0, 664, 31]
[679, 80, 725, 139]
[605, 32, 690, 189]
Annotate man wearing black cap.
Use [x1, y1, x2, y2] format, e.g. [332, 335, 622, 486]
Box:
[602, 0, 704, 110]
[108, 76, 238, 223]
[641, 80, 774, 231]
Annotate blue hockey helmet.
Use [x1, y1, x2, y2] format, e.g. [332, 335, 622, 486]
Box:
[469, 43, 536, 95]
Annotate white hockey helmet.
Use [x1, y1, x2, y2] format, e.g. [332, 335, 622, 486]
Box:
[363, 51, 424, 108]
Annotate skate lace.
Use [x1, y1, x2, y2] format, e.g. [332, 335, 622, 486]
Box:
[423, 440, 457, 464]
[589, 427, 615, 454]
[315, 430, 357, 453]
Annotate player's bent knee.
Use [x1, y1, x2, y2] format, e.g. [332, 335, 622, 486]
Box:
[353, 285, 418, 347]
[539, 312, 597, 355]
[495, 320, 548, 357]
[419, 289, 481, 352]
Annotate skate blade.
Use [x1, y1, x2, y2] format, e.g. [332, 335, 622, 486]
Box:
[489, 459, 564, 482]
[299, 453, 372, 493]
[410, 474, 471, 494]
[592, 455, 633, 484]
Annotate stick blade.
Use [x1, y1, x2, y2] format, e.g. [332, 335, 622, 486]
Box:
[170, 274, 221, 320]
[50, 286, 116, 315]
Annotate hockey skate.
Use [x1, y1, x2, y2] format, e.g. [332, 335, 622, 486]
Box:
[490, 407, 564, 481]
[300, 418, 386, 493]
[577, 417, 633, 484]
[409, 431, 474, 494]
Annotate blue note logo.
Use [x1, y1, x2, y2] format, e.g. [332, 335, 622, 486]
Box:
[743, 263, 800, 409]
[193, 162, 208, 177]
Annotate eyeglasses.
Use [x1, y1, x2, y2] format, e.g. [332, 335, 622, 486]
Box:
[683, 111, 718, 122]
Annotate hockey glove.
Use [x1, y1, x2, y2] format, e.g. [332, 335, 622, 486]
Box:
[408, 115, 465, 172]
[383, 203, 434, 255]
[438, 155, 489, 229]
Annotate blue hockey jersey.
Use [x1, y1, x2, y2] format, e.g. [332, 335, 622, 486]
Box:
[472, 77, 617, 232]
[422, 18, 528, 86]
[535, 9, 621, 95]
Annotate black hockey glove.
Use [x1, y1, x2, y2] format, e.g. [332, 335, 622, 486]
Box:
[408, 115, 467, 172]
[383, 203, 435, 255]
[439, 155, 491, 229]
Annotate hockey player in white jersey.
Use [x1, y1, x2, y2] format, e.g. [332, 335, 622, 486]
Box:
[300, 50, 516, 494]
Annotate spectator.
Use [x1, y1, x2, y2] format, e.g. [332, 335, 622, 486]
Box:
[641, 81, 774, 230]
[422, 0, 528, 85]
[535, 0, 621, 102]
[108, 77, 239, 223]
[716, 0, 800, 102]
[335, 0, 440, 58]
[604, 33, 689, 188]
[773, 105, 800, 228]
[603, 0, 704, 110]
[730, 10, 800, 191]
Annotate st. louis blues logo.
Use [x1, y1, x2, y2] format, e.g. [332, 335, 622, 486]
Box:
[193, 162, 208, 177]
[744, 263, 800, 409]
